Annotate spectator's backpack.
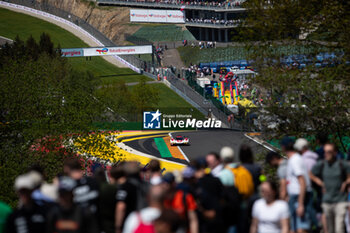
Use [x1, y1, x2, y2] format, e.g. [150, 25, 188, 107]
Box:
[230, 165, 254, 199]
[134, 213, 155, 233]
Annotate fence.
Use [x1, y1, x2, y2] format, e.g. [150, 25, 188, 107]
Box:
[5, 0, 157, 72]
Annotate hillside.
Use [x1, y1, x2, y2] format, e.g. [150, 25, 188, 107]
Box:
[38, 0, 140, 45]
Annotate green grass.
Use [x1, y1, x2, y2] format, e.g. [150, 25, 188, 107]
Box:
[127, 25, 195, 43]
[0, 7, 150, 84]
[128, 83, 204, 119]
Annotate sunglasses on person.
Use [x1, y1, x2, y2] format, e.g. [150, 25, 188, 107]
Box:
[324, 150, 334, 154]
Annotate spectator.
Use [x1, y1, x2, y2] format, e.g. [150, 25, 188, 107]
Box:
[193, 158, 224, 233]
[282, 137, 313, 233]
[206, 152, 223, 177]
[153, 210, 181, 233]
[115, 162, 149, 232]
[5, 174, 48, 233]
[163, 172, 198, 233]
[122, 185, 164, 233]
[63, 158, 99, 215]
[250, 181, 289, 233]
[315, 132, 328, 160]
[218, 147, 240, 233]
[239, 144, 262, 193]
[148, 159, 163, 185]
[310, 143, 350, 233]
[265, 151, 288, 200]
[46, 176, 99, 233]
[98, 164, 126, 233]
[294, 138, 318, 171]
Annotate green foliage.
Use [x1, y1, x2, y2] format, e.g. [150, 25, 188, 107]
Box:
[240, 0, 350, 151]
[0, 34, 108, 206]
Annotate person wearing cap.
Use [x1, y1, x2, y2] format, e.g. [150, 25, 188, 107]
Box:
[5, 174, 48, 233]
[46, 176, 99, 233]
[294, 138, 318, 172]
[163, 171, 198, 233]
[282, 137, 313, 233]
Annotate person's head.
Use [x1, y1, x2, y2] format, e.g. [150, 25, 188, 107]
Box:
[265, 151, 282, 167]
[124, 161, 141, 179]
[15, 174, 36, 206]
[260, 181, 278, 203]
[324, 143, 337, 162]
[149, 159, 161, 174]
[294, 138, 309, 154]
[154, 210, 181, 233]
[316, 132, 328, 146]
[110, 163, 126, 184]
[220, 146, 235, 164]
[63, 158, 83, 179]
[192, 158, 208, 179]
[147, 185, 165, 208]
[161, 172, 175, 191]
[239, 144, 253, 164]
[206, 152, 221, 169]
[280, 137, 295, 155]
[58, 176, 76, 209]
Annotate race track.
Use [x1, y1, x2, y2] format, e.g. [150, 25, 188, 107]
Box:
[123, 130, 267, 163]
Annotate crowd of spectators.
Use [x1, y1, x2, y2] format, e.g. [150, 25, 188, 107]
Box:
[186, 18, 241, 26]
[122, 0, 245, 8]
[1, 134, 350, 233]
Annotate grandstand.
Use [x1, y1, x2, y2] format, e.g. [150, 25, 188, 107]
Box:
[98, 0, 247, 42]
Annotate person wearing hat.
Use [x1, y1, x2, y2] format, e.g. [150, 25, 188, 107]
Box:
[46, 176, 99, 233]
[294, 138, 318, 172]
[5, 174, 48, 233]
[282, 137, 313, 233]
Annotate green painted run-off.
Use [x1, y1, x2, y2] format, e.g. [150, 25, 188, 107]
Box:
[154, 137, 172, 158]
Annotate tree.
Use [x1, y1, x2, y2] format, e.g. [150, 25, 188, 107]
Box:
[0, 34, 110, 206]
[239, 0, 350, 151]
[131, 77, 160, 115]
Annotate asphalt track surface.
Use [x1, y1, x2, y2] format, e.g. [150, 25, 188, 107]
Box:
[124, 130, 266, 163]
[172, 130, 265, 162]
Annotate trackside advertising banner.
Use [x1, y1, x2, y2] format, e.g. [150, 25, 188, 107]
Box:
[130, 9, 185, 23]
[61, 45, 152, 57]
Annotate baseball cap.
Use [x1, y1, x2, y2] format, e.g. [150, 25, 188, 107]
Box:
[15, 174, 36, 191]
[294, 138, 309, 151]
[220, 146, 235, 161]
[162, 172, 175, 184]
[27, 171, 43, 188]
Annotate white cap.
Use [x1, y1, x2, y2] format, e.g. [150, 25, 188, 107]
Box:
[294, 138, 309, 151]
[27, 171, 43, 188]
[15, 174, 36, 191]
[220, 146, 235, 161]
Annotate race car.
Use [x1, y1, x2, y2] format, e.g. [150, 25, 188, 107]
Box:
[170, 135, 189, 146]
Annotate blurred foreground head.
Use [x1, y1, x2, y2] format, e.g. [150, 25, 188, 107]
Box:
[220, 146, 235, 164]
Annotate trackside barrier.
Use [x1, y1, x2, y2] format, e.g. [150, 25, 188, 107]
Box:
[0, 0, 141, 73]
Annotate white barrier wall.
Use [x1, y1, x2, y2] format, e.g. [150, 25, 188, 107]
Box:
[0, 1, 141, 73]
[84, 45, 152, 57]
[130, 9, 185, 23]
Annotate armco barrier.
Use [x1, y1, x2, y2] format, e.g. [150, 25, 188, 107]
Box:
[0, 0, 141, 73]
